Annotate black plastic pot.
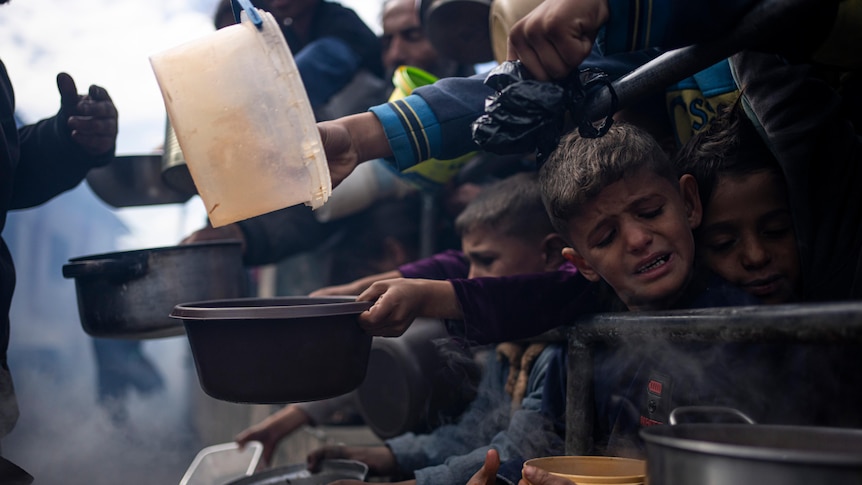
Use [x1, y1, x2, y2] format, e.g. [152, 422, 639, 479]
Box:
[62, 241, 247, 339]
[170, 296, 373, 404]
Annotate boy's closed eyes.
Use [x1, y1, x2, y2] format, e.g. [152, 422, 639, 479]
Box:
[560, 168, 702, 312]
[697, 170, 800, 304]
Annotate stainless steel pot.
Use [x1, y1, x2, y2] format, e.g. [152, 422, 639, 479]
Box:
[160, 118, 197, 196]
[640, 407, 862, 484]
[62, 241, 247, 339]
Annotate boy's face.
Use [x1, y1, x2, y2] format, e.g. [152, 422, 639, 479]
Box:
[461, 225, 558, 278]
[562, 169, 702, 311]
[698, 170, 800, 304]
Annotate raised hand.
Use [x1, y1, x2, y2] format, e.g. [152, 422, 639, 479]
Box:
[57, 72, 118, 156]
[506, 0, 609, 81]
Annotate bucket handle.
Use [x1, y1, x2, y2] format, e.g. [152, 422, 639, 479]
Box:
[669, 406, 756, 426]
[231, 0, 263, 29]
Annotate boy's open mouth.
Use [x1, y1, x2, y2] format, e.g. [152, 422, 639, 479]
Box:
[636, 254, 670, 274]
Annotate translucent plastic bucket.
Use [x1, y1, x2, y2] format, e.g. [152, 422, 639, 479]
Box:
[150, 10, 330, 227]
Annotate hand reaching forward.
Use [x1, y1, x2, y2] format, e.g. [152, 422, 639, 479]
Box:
[57, 72, 118, 157]
[507, 0, 610, 81]
[467, 449, 500, 485]
[356, 278, 462, 337]
[317, 111, 392, 188]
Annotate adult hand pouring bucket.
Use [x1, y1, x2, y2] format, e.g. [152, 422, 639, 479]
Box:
[149, 8, 330, 227]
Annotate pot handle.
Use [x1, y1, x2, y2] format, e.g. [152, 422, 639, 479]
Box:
[62, 256, 149, 282]
[669, 406, 756, 426]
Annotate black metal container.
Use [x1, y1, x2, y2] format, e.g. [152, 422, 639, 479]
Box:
[62, 241, 247, 339]
[170, 296, 373, 404]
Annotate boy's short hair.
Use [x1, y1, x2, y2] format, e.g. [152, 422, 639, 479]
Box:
[673, 102, 782, 208]
[454, 171, 554, 240]
[540, 123, 676, 239]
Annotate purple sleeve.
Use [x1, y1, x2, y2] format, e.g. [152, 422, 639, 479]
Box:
[450, 263, 598, 344]
[398, 249, 469, 280]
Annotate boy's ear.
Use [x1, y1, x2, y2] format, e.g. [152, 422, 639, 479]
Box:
[679, 174, 703, 230]
[561, 247, 602, 282]
[541, 233, 568, 271]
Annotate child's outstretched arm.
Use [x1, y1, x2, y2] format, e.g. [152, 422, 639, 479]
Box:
[357, 278, 463, 337]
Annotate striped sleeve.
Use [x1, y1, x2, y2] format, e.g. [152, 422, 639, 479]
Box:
[369, 94, 441, 172]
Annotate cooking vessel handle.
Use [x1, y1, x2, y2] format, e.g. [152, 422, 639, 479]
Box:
[62, 256, 149, 282]
[669, 406, 756, 426]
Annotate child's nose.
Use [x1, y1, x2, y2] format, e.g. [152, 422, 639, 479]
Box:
[741, 237, 771, 269]
[623, 222, 653, 252]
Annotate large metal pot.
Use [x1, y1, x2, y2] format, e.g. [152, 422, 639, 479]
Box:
[62, 241, 247, 339]
[640, 408, 862, 484]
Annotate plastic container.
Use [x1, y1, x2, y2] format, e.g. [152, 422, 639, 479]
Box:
[179, 441, 263, 485]
[150, 9, 330, 227]
[522, 456, 646, 485]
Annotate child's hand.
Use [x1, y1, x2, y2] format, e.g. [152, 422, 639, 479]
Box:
[357, 278, 461, 337]
[507, 0, 610, 81]
[467, 449, 500, 485]
[519, 463, 576, 485]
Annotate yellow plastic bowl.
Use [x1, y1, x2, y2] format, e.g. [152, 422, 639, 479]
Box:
[523, 456, 646, 485]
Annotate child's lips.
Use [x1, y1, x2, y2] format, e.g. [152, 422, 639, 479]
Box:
[742, 275, 783, 296]
[634, 253, 671, 276]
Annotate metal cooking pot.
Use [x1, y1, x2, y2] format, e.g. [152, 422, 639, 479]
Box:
[355, 318, 479, 438]
[85, 154, 193, 207]
[640, 407, 862, 484]
[160, 118, 198, 196]
[62, 241, 247, 339]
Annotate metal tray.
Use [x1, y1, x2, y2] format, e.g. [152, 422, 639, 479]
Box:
[225, 459, 368, 485]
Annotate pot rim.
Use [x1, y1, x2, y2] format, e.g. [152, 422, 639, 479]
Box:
[640, 423, 862, 466]
[170, 296, 372, 320]
[67, 240, 242, 262]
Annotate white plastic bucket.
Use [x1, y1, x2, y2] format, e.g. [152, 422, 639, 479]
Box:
[150, 10, 330, 227]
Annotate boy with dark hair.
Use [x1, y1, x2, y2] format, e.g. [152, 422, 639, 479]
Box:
[303, 172, 571, 485]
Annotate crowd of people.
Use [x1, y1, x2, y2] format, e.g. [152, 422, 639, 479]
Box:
[1, 0, 860, 483]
